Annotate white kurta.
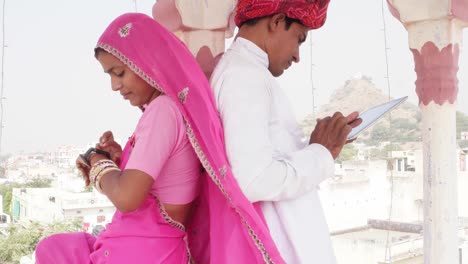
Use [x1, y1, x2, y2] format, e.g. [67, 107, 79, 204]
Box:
[210, 37, 337, 263]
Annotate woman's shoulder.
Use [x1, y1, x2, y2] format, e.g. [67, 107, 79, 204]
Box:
[136, 95, 184, 135]
[144, 94, 181, 118]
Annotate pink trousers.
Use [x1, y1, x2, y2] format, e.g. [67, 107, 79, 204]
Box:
[35, 196, 189, 264]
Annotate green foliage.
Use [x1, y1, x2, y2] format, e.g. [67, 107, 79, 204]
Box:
[369, 144, 401, 160]
[0, 219, 82, 264]
[360, 118, 421, 146]
[0, 178, 52, 215]
[0, 183, 20, 215]
[459, 140, 468, 149]
[457, 111, 468, 139]
[356, 111, 468, 147]
[82, 184, 93, 193]
[337, 144, 358, 163]
[371, 123, 390, 141]
[23, 178, 52, 188]
[414, 112, 422, 123]
[0, 167, 6, 179]
[392, 118, 418, 131]
[362, 123, 391, 146]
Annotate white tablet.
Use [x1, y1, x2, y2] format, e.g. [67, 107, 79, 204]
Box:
[347, 96, 408, 140]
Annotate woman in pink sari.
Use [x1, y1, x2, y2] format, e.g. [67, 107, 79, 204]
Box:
[35, 13, 285, 264]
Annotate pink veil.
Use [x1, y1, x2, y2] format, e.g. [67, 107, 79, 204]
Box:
[96, 13, 285, 264]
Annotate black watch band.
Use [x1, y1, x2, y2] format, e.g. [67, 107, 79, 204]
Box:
[80, 147, 111, 167]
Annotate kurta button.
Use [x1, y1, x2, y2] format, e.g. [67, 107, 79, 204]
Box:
[104, 250, 109, 257]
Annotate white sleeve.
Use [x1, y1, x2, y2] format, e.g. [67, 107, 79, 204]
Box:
[216, 70, 335, 202]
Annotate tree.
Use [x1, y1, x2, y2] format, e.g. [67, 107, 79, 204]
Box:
[23, 178, 52, 188]
[0, 178, 52, 215]
[82, 184, 93, 193]
[364, 123, 390, 146]
[0, 166, 6, 178]
[0, 183, 20, 215]
[460, 140, 468, 149]
[392, 118, 418, 131]
[457, 111, 468, 139]
[0, 219, 82, 264]
[368, 144, 401, 160]
[337, 144, 358, 163]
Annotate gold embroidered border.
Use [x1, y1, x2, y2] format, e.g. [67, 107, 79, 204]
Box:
[155, 197, 193, 263]
[96, 43, 166, 94]
[184, 120, 274, 264]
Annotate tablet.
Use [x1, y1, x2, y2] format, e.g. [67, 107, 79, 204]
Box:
[347, 96, 408, 140]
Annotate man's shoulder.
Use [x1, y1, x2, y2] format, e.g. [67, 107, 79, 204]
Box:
[213, 51, 270, 84]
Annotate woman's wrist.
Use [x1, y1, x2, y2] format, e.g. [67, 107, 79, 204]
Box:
[89, 159, 121, 194]
[80, 147, 111, 166]
[89, 153, 108, 166]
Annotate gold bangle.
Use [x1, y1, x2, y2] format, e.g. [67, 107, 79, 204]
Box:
[94, 167, 121, 194]
[90, 159, 118, 185]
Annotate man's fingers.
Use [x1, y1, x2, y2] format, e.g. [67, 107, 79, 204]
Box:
[345, 111, 362, 128]
[330, 112, 348, 131]
[348, 118, 363, 128]
[346, 111, 359, 122]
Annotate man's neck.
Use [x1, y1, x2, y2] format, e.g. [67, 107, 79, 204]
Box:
[236, 26, 267, 53]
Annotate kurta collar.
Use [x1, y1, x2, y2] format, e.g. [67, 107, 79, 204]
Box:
[230, 37, 269, 69]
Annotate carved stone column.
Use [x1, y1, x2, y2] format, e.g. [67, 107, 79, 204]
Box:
[153, 0, 237, 78]
[387, 1, 468, 262]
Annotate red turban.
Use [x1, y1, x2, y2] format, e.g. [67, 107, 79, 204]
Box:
[235, 0, 330, 29]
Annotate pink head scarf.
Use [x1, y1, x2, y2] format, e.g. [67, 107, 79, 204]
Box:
[235, 0, 330, 29]
[96, 13, 285, 264]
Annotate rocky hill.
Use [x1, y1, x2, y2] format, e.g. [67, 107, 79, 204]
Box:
[300, 76, 468, 147]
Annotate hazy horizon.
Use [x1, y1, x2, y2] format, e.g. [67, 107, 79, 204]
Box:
[2, 0, 467, 155]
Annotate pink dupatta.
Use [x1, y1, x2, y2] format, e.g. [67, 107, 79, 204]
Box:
[96, 13, 285, 263]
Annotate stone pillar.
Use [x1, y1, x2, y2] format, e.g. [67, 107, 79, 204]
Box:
[387, 1, 468, 263]
[152, 0, 237, 79]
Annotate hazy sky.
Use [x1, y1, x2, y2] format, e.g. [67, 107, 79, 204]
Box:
[2, 0, 467, 154]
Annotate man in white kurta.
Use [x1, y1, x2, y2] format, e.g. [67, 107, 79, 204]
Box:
[210, 1, 359, 263]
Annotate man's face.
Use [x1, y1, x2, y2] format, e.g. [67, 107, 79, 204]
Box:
[267, 21, 309, 77]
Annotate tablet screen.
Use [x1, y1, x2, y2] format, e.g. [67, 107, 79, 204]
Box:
[347, 96, 408, 140]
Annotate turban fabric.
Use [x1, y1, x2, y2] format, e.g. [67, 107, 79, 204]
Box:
[235, 0, 330, 29]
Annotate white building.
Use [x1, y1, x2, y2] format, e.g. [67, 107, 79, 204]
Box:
[320, 144, 468, 263]
[321, 160, 390, 231]
[390, 150, 420, 173]
[11, 188, 115, 233]
[48, 145, 84, 169]
[332, 225, 423, 264]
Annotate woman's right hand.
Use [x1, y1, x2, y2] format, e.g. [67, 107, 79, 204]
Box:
[76, 156, 91, 186]
[97, 131, 123, 165]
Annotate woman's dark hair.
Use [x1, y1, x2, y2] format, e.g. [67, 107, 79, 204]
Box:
[94, 47, 105, 58]
[241, 15, 302, 30]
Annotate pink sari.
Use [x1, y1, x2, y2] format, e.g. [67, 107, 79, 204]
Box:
[35, 13, 285, 264]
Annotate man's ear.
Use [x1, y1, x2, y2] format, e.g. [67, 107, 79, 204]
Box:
[268, 13, 286, 32]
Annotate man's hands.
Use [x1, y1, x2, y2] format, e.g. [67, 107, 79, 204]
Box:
[309, 112, 362, 159]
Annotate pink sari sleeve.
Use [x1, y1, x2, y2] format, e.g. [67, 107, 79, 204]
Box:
[123, 96, 181, 180]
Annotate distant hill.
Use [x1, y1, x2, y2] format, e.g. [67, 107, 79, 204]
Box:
[300, 76, 468, 147]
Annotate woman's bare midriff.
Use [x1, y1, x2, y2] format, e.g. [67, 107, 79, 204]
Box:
[163, 202, 194, 226]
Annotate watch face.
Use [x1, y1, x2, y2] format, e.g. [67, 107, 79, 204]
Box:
[82, 147, 98, 166]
